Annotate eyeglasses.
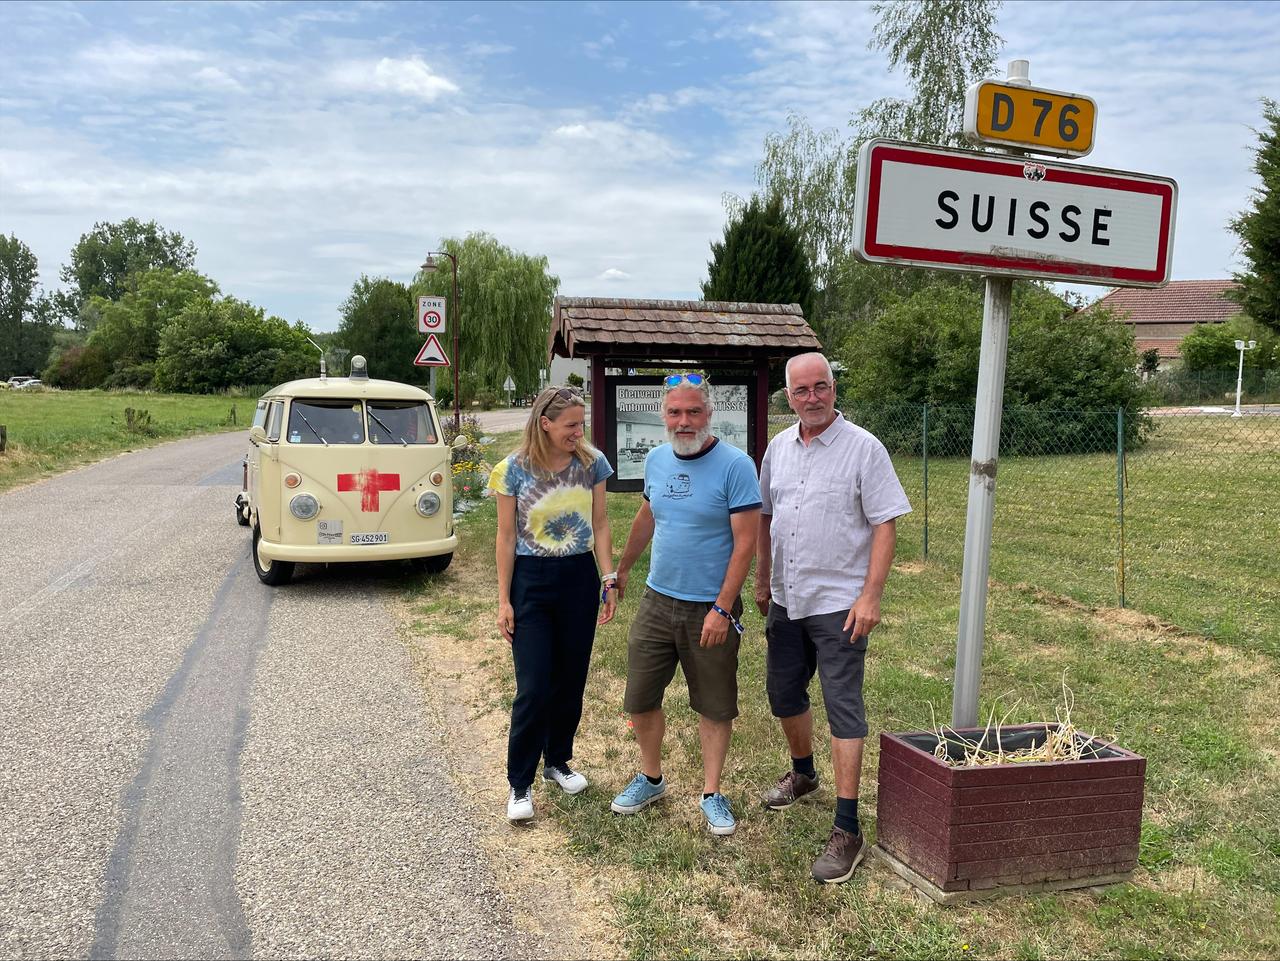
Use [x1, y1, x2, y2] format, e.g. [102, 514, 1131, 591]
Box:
[788, 382, 833, 401]
[664, 373, 706, 388]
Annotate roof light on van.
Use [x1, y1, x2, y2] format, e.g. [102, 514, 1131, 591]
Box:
[350, 355, 369, 381]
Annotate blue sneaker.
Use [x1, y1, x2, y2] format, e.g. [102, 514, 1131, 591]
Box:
[700, 793, 736, 836]
[610, 773, 668, 814]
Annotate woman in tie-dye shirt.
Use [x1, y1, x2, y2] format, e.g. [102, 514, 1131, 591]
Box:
[488, 385, 616, 823]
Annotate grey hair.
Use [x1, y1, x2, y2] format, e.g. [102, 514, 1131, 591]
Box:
[662, 378, 714, 415]
[785, 352, 834, 389]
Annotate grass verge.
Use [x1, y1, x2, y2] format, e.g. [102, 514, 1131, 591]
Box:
[399, 429, 1279, 960]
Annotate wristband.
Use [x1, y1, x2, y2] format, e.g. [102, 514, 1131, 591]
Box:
[601, 570, 618, 583]
[711, 603, 745, 636]
[601, 582, 618, 603]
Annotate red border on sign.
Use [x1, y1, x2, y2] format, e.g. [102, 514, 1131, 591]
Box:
[863, 144, 1174, 283]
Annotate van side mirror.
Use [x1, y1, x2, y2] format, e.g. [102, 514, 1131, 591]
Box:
[249, 425, 268, 446]
[452, 434, 468, 450]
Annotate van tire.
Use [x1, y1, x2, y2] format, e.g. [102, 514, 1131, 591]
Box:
[235, 500, 251, 527]
[412, 553, 452, 575]
[253, 525, 294, 586]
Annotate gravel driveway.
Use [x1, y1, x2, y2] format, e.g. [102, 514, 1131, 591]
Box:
[0, 433, 547, 959]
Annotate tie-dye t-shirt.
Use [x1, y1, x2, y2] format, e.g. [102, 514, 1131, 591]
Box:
[487, 451, 614, 556]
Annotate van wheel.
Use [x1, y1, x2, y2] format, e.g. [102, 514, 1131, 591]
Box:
[235, 500, 251, 527]
[411, 553, 452, 575]
[253, 525, 294, 586]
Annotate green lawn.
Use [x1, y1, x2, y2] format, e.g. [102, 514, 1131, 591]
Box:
[0, 388, 254, 491]
[404, 423, 1279, 960]
[890, 414, 1279, 659]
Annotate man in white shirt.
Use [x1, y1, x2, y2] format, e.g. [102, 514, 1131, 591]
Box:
[755, 352, 911, 883]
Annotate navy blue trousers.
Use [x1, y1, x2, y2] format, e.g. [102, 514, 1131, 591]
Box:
[508, 552, 600, 790]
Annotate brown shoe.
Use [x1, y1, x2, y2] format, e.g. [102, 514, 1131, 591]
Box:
[811, 827, 866, 884]
[761, 770, 820, 810]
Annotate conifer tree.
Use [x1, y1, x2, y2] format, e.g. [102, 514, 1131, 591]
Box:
[702, 195, 815, 321]
[1231, 99, 1280, 334]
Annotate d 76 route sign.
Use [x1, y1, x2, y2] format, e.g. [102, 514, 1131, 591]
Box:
[853, 139, 1177, 287]
[964, 80, 1097, 157]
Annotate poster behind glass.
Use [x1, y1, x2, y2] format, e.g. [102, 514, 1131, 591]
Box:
[613, 382, 751, 483]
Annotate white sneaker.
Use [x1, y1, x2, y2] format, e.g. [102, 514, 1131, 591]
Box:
[543, 764, 589, 795]
[507, 786, 534, 822]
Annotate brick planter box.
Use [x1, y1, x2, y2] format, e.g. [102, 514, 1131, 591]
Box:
[874, 724, 1145, 903]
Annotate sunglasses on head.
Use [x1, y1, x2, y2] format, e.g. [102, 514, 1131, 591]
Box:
[664, 373, 706, 388]
[539, 385, 582, 413]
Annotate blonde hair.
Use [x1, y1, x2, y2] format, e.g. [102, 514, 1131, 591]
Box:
[518, 386, 598, 475]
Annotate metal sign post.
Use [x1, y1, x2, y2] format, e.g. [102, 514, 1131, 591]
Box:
[952, 275, 1012, 727]
[953, 62, 1025, 729]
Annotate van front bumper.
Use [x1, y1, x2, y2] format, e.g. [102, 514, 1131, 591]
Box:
[257, 533, 459, 564]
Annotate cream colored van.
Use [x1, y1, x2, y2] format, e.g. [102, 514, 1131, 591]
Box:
[235, 355, 462, 585]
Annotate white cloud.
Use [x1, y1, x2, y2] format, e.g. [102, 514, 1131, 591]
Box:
[465, 42, 515, 57]
[598, 268, 631, 281]
[330, 56, 459, 101]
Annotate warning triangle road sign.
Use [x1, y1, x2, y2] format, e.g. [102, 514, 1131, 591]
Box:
[413, 333, 450, 367]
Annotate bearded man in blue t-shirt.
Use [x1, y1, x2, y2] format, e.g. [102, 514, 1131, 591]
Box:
[612, 375, 761, 836]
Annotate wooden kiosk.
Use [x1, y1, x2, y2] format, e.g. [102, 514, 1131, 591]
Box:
[548, 297, 821, 492]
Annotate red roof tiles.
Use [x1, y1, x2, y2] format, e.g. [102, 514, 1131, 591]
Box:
[1086, 280, 1242, 325]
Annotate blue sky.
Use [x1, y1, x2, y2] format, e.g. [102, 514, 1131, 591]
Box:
[2, 0, 1278, 333]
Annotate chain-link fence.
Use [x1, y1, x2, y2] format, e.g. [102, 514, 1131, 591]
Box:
[1144, 366, 1280, 406]
[770, 405, 1279, 658]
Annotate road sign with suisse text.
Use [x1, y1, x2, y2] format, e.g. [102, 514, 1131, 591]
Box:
[853, 139, 1177, 287]
[964, 80, 1097, 157]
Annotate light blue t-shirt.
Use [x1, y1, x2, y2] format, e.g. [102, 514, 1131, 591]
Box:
[643, 438, 762, 602]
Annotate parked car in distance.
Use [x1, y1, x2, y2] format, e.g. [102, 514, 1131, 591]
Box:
[13, 379, 43, 390]
[6, 376, 35, 388]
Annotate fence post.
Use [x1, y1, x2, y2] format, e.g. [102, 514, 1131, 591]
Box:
[1116, 407, 1126, 609]
[922, 403, 929, 560]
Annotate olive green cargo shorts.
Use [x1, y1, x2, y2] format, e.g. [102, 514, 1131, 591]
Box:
[623, 586, 743, 722]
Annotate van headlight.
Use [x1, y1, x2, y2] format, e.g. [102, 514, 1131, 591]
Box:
[290, 493, 320, 520]
[416, 491, 441, 517]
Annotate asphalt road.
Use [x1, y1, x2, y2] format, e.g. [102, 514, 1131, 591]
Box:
[0, 433, 541, 959]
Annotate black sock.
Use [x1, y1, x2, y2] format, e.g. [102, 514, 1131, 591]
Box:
[703, 792, 714, 800]
[792, 754, 817, 779]
[835, 796, 860, 835]
[645, 773, 663, 785]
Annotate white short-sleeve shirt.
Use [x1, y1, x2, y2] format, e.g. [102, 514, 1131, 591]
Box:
[760, 412, 912, 619]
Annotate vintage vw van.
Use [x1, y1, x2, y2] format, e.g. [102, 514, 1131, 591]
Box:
[235, 355, 462, 585]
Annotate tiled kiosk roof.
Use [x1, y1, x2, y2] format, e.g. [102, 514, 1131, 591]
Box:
[1086, 280, 1242, 325]
[549, 297, 822, 362]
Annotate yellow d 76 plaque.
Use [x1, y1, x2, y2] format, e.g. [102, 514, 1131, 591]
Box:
[963, 80, 1096, 157]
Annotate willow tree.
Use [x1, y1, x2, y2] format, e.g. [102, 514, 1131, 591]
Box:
[756, 0, 1003, 336]
[411, 232, 558, 397]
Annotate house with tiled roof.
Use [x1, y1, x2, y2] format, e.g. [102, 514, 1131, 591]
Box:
[1085, 279, 1243, 367]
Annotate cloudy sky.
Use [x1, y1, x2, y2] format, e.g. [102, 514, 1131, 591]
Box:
[2, 0, 1277, 332]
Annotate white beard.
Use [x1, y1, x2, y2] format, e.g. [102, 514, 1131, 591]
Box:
[668, 425, 711, 456]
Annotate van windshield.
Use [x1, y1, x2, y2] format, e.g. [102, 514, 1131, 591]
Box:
[287, 400, 365, 444]
[367, 401, 438, 445]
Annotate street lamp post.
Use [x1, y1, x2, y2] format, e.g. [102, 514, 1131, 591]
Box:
[422, 251, 460, 431]
[1232, 338, 1257, 418]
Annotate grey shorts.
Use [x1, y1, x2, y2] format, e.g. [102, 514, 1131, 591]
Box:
[623, 587, 742, 722]
[765, 603, 868, 739]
